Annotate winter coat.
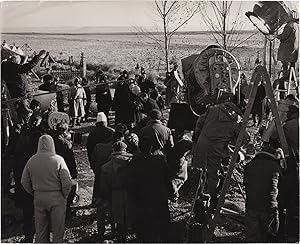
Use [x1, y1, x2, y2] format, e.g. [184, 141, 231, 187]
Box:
[277, 21, 299, 63]
[99, 151, 134, 225]
[139, 120, 174, 155]
[283, 113, 299, 158]
[142, 98, 160, 116]
[39, 83, 57, 92]
[112, 83, 135, 128]
[14, 126, 44, 207]
[129, 152, 170, 229]
[251, 83, 266, 113]
[244, 152, 282, 212]
[50, 131, 77, 179]
[192, 102, 250, 169]
[96, 82, 112, 112]
[21, 135, 72, 199]
[91, 142, 113, 199]
[73, 84, 87, 118]
[86, 125, 114, 162]
[137, 76, 155, 94]
[1, 55, 41, 98]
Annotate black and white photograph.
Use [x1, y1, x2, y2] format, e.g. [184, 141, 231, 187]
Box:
[1, 0, 299, 242]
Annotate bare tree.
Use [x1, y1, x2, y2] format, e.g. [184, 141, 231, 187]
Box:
[199, 1, 257, 52]
[135, 1, 199, 72]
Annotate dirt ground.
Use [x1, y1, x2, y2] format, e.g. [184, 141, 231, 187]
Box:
[1, 118, 258, 243]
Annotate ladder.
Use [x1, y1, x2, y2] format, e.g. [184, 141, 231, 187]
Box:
[205, 65, 289, 242]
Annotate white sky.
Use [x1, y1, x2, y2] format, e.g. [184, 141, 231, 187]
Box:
[0, 1, 299, 32]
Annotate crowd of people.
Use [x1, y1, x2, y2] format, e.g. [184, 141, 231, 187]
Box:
[1, 41, 299, 243]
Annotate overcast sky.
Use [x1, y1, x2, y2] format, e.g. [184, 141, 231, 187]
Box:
[0, 1, 299, 33]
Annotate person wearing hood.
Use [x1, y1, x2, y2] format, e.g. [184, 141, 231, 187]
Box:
[244, 143, 284, 242]
[98, 141, 134, 242]
[192, 99, 250, 211]
[21, 135, 72, 243]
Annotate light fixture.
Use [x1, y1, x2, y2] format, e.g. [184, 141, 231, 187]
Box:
[246, 1, 292, 37]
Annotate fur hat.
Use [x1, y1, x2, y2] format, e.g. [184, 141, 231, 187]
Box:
[113, 141, 127, 152]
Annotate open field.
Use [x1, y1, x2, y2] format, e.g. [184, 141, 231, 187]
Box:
[2, 31, 270, 75]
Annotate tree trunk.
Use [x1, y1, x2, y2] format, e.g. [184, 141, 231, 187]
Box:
[163, 16, 169, 72]
[222, 1, 227, 50]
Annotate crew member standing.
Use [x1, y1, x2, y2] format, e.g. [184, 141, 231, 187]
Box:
[192, 99, 250, 211]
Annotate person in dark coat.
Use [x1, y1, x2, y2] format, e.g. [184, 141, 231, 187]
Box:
[13, 114, 45, 243]
[92, 130, 127, 242]
[139, 109, 174, 157]
[192, 101, 250, 210]
[129, 138, 170, 242]
[99, 141, 134, 242]
[167, 130, 192, 201]
[244, 143, 284, 242]
[112, 72, 135, 129]
[137, 68, 155, 94]
[140, 92, 160, 116]
[250, 80, 266, 126]
[1, 50, 46, 124]
[52, 78, 65, 113]
[276, 105, 299, 242]
[95, 70, 112, 117]
[273, 17, 299, 98]
[49, 122, 77, 215]
[39, 74, 57, 92]
[81, 77, 92, 121]
[87, 112, 115, 164]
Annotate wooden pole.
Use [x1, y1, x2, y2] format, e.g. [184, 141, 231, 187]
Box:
[81, 52, 86, 78]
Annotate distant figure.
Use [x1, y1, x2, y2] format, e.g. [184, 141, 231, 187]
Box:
[39, 74, 56, 92]
[164, 64, 183, 107]
[95, 70, 112, 117]
[71, 78, 87, 126]
[113, 71, 136, 129]
[251, 80, 266, 126]
[82, 77, 91, 122]
[139, 92, 160, 116]
[137, 67, 155, 94]
[21, 135, 72, 243]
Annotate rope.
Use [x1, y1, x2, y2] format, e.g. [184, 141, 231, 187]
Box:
[1, 77, 136, 105]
